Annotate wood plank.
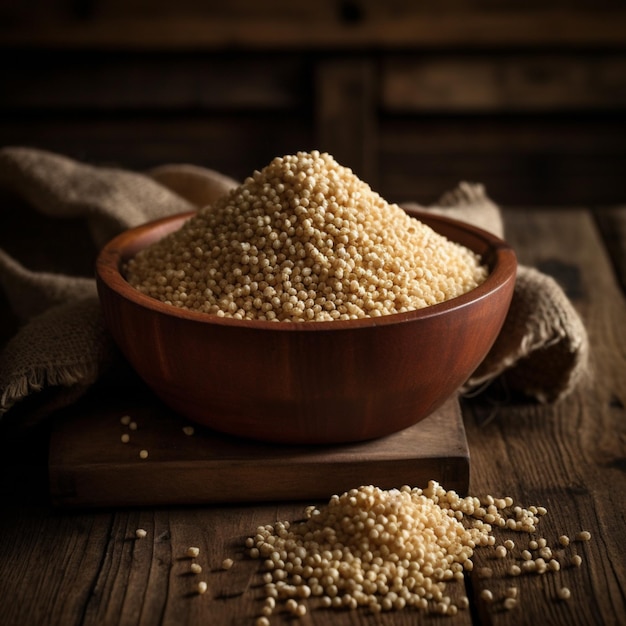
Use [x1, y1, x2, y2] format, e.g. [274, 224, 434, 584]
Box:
[0, 52, 306, 111]
[382, 54, 626, 112]
[464, 208, 626, 625]
[378, 116, 626, 205]
[0, 501, 474, 625]
[49, 387, 469, 507]
[315, 58, 378, 185]
[2, 11, 626, 50]
[0, 113, 313, 179]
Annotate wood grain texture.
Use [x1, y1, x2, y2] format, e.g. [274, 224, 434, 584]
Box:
[0, 52, 307, 112]
[315, 58, 378, 185]
[382, 54, 626, 112]
[464, 208, 626, 625]
[2, 10, 626, 50]
[49, 391, 469, 507]
[379, 116, 626, 206]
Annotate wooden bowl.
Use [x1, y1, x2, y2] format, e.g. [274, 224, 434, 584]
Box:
[96, 208, 517, 444]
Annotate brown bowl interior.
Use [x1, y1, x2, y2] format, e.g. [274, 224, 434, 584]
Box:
[96, 208, 517, 444]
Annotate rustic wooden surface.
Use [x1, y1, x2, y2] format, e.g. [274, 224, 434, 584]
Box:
[48, 392, 469, 508]
[1, 206, 625, 625]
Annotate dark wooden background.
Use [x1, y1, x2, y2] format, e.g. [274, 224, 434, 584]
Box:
[1, 0, 625, 207]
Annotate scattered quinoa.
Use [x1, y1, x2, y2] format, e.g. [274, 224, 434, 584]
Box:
[221, 558, 234, 570]
[208, 482, 593, 620]
[539, 546, 553, 559]
[190, 563, 202, 574]
[120, 415, 131, 426]
[121, 433, 130, 444]
[503, 597, 517, 610]
[182, 426, 195, 436]
[196, 581, 208, 595]
[186, 546, 200, 558]
[507, 564, 522, 577]
[129, 421, 138, 431]
[480, 589, 494, 602]
[549, 559, 561, 572]
[126, 151, 487, 322]
[135, 528, 147, 539]
[557, 586, 571, 600]
[576, 530, 592, 542]
[245, 481, 542, 619]
[139, 449, 149, 460]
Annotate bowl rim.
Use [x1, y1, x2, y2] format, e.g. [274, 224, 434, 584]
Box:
[96, 208, 517, 332]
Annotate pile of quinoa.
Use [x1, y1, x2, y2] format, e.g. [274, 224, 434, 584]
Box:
[245, 481, 544, 620]
[126, 151, 488, 322]
[244, 482, 590, 623]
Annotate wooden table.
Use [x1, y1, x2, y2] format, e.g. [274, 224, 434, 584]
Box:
[1, 206, 625, 625]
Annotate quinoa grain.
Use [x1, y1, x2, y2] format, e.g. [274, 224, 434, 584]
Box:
[480, 589, 494, 602]
[557, 586, 571, 600]
[507, 564, 522, 577]
[495, 545, 508, 559]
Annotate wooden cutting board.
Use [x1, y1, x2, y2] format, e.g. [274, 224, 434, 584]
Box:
[49, 387, 469, 508]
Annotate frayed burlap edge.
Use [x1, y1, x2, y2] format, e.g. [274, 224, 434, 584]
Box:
[0, 297, 116, 416]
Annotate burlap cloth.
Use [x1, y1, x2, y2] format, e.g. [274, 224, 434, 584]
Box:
[0, 147, 589, 430]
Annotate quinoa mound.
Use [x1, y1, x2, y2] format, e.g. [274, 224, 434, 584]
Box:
[126, 151, 488, 322]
